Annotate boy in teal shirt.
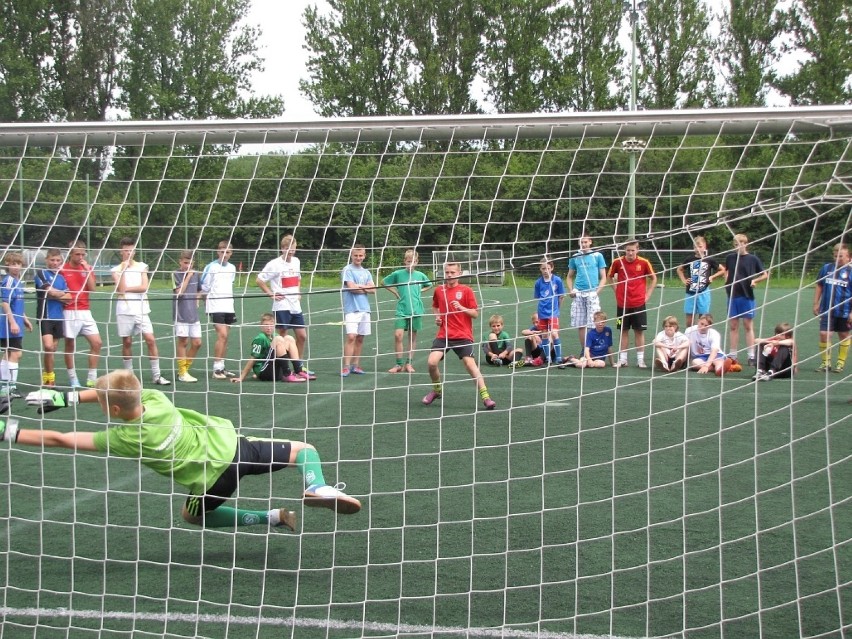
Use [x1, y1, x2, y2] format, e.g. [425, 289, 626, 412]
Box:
[383, 249, 431, 373]
[11, 369, 360, 530]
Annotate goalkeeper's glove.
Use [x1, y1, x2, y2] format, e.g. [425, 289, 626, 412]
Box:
[25, 389, 80, 414]
[0, 418, 19, 442]
[0, 395, 9, 416]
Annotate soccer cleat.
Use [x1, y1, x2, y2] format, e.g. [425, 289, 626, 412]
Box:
[351, 367, 366, 375]
[422, 390, 441, 405]
[303, 483, 361, 514]
[510, 359, 525, 369]
[636, 361, 648, 369]
[283, 373, 306, 383]
[86, 380, 96, 388]
[340, 367, 350, 378]
[152, 376, 171, 386]
[178, 372, 198, 383]
[752, 370, 766, 381]
[7, 389, 22, 400]
[273, 508, 297, 531]
[834, 362, 845, 374]
[297, 370, 317, 381]
[483, 398, 496, 410]
[814, 363, 831, 373]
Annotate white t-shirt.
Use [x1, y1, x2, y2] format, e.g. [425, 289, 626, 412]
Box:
[112, 262, 150, 315]
[654, 329, 688, 357]
[201, 260, 236, 314]
[685, 325, 721, 357]
[257, 255, 302, 313]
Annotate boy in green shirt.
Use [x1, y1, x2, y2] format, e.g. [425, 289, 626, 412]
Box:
[8, 369, 360, 530]
[233, 313, 316, 383]
[383, 249, 431, 373]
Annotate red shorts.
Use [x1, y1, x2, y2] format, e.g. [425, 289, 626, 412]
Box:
[536, 317, 560, 332]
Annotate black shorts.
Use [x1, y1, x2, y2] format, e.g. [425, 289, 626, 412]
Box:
[209, 312, 237, 326]
[616, 306, 647, 332]
[40, 319, 64, 340]
[256, 358, 290, 381]
[431, 338, 474, 359]
[184, 436, 293, 516]
[0, 337, 23, 351]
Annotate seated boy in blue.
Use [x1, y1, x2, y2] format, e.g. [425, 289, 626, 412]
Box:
[576, 311, 615, 368]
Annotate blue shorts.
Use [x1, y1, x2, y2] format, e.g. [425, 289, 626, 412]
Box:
[275, 310, 306, 331]
[819, 314, 851, 333]
[684, 291, 710, 316]
[694, 352, 726, 362]
[727, 297, 756, 319]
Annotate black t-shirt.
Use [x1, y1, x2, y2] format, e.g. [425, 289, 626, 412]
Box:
[724, 252, 765, 300]
[680, 255, 719, 295]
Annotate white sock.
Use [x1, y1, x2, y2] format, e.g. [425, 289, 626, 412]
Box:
[151, 359, 161, 379]
[87, 369, 98, 382]
[8, 362, 18, 384]
[0, 360, 8, 382]
[214, 359, 224, 371]
[68, 369, 79, 384]
[123, 358, 133, 370]
[267, 509, 280, 526]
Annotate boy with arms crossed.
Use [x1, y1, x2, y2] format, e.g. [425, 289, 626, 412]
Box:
[14, 370, 360, 530]
[723, 234, 768, 365]
[172, 250, 203, 383]
[201, 241, 237, 380]
[383, 249, 431, 373]
[422, 263, 495, 410]
[0, 253, 32, 398]
[33, 248, 71, 387]
[112, 237, 170, 385]
[61, 241, 102, 388]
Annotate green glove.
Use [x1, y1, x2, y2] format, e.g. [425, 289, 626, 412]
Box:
[25, 389, 79, 414]
[0, 418, 19, 442]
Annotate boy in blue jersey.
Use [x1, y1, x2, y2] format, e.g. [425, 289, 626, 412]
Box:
[813, 244, 851, 373]
[566, 235, 607, 349]
[33, 248, 71, 387]
[341, 245, 375, 376]
[533, 258, 566, 366]
[0, 253, 32, 398]
[576, 311, 615, 368]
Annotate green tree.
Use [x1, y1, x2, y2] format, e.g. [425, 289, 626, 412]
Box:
[716, 0, 785, 106]
[774, 0, 852, 105]
[0, 0, 54, 121]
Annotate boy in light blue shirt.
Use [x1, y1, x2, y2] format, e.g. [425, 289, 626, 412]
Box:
[341, 244, 375, 376]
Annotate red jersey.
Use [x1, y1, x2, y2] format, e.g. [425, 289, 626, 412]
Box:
[60, 262, 93, 311]
[432, 283, 477, 341]
[609, 256, 655, 308]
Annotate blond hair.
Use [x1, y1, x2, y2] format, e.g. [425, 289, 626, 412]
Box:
[489, 314, 504, 325]
[663, 315, 679, 328]
[95, 370, 142, 414]
[3, 252, 23, 266]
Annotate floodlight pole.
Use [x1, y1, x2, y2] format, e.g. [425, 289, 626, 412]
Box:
[624, 0, 645, 239]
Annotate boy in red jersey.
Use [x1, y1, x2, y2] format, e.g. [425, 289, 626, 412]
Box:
[60, 241, 102, 388]
[422, 262, 495, 410]
[608, 240, 657, 368]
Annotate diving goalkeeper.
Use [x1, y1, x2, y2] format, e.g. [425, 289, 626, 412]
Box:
[0, 369, 360, 531]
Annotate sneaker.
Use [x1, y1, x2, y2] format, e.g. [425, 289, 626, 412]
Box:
[7, 389, 22, 400]
[510, 360, 525, 369]
[613, 361, 628, 368]
[637, 361, 648, 369]
[815, 363, 832, 373]
[283, 373, 306, 383]
[422, 390, 442, 405]
[759, 371, 774, 381]
[483, 398, 496, 410]
[86, 380, 96, 388]
[351, 367, 366, 375]
[752, 370, 766, 381]
[531, 356, 544, 367]
[303, 483, 361, 514]
[68, 378, 82, 389]
[747, 358, 756, 368]
[212, 369, 236, 380]
[153, 376, 171, 386]
[834, 362, 845, 373]
[178, 372, 198, 383]
[340, 367, 350, 378]
[273, 508, 297, 531]
[730, 363, 743, 373]
[298, 370, 317, 381]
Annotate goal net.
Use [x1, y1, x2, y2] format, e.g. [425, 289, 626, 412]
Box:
[0, 107, 849, 638]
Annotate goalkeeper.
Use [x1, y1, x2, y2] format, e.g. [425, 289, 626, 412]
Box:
[2, 369, 360, 531]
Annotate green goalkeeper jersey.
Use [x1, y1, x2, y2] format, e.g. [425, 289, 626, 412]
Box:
[250, 332, 273, 377]
[92, 389, 238, 495]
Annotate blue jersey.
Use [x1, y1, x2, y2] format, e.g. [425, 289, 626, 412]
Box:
[585, 326, 613, 360]
[33, 268, 67, 321]
[568, 251, 606, 291]
[534, 275, 565, 319]
[341, 263, 374, 314]
[817, 262, 852, 318]
[0, 274, 26, 339]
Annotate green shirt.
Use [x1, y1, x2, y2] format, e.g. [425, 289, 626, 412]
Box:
[92, 389, 238, 495]
[382, 268, 430, 318]
[250, 332, 273, 377]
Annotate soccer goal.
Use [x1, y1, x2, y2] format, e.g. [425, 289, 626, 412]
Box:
[0, 107, 850, 639]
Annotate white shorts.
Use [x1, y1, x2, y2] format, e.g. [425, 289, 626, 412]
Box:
[174, 322, 202, 339]
[116, 313, 155, 337]
[570, 292, 601, 329]
[64, 310, 100, 339]
[344, 311, 371, 336]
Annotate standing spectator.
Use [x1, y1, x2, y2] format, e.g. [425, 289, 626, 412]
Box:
[112, 238, 170, 385]
[383, 249, 431, 373]
[813, 244, 851, 373]
[33, 248, 71, 387]
[533, 257, 566, 366]
[723, 234, 769, 366]
[0, 253, 32, 398]
[676, 236, 724, 327]
[608, 240, 657, 368]
[340, 244, 375, 377]
[422, 262, 495, 410]
[256, 235, 313, 379]
[172, 250, 203, 383]
[61, 241, 102, 388]
[201, 241, 237, 380]
[566, 235, 607, 349]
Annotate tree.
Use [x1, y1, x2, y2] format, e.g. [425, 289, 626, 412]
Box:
[716, 0, 785, 107]
[636, 0, 716, 109]
[774, 0, 852, 105]
[0, 0, 54, 121]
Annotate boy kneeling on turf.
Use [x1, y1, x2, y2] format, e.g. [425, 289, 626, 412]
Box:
[233, 312, 316, 384]
[6, 369, 359, 530]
